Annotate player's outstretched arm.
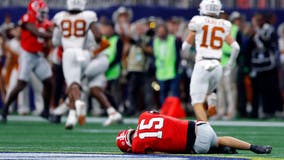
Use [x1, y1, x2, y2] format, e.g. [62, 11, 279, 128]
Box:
[90, 23, 110, 55]
[25, 23, 52, 39]
[217, 136, 272, 154]
[224, 35, 240, 67]
[51, 26, 62, 47]
[181, 30, 195, 55]
[90, 22, 102, 43]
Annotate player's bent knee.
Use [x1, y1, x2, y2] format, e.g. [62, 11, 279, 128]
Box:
[68, 82, 82, 96]
[69, 82, 81, 89]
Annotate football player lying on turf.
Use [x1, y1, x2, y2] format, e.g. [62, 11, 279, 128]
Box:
[116, 111, 272, 154]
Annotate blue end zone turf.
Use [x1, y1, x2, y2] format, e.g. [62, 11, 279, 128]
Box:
[0, 152, 249, 160]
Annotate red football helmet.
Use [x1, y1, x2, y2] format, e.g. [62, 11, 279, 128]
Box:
[27, 0, 49, 21]
[116, 129, 135, 153]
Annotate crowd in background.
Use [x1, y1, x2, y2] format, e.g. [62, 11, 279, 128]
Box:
[2, 0, 284, 9]
[0, 6, 284, 120]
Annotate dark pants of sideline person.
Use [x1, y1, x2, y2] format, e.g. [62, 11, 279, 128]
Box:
[251, 68, 283, 118]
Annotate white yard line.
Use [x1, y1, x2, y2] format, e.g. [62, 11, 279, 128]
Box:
[0, 152, 248, 160]
[6, 115, 284, 127]
[0, 152, 186, 160]
[78, 129, 119, 133]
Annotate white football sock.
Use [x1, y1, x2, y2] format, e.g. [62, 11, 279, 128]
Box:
[106, 107, 116, 116]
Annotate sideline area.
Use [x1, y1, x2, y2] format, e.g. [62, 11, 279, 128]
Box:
[7, 115, 284, 127]
[0, 152, 249, 160]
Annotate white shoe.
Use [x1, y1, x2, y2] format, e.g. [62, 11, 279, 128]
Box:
[32, 109, 43, 116]
[207, 93, 217, 107]
[17, 106, 30, 115]
[53, 102, 69, 116]
[222, 112, 236, 120]
[207, 93, 217, 117]
[75, 100, 87, 126]
[65, 110, 77, 130]
[103, 112, 122, 126]
[91, 98, 104, 116]
[209, 115, 222, 120]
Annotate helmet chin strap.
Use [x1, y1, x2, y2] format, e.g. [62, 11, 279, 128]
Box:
[69, 10, 82, 14]
[207, 13, 219, 18]
[200, 12, 219, 18]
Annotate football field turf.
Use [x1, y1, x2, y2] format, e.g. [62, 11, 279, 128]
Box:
[0, 116, 283, 160]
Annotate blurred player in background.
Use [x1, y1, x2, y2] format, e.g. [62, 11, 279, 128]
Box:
[246, 13, 282, 118]
[105, 6, 133, 108]
[4, 25, 44, 116]
[116, 111, 272, 154]
[182, 0, 240, 121]
[215, 12, 243, 120]
[52, 0, 122, 129]
[1, 0, 53, 123]
[0, 33, 6, 101]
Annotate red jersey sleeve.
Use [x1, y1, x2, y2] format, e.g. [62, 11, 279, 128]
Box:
[43, 19, 54, 30]
[20, 14, 36, 25]
[57, 46, 63, 61]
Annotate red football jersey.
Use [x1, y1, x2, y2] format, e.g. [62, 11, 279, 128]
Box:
[57, 46, 63, 62]
[132, 111, 190, 154]
[20, 13, 52, 53]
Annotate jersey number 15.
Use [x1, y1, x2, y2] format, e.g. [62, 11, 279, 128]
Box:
[138, 118, 164, 139]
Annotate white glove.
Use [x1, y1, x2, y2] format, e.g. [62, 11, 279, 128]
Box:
[181, 41, 192, 57]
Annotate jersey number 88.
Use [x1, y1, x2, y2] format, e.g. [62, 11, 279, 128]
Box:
[61, 19, 86, 38]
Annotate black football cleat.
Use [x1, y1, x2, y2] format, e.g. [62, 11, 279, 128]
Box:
[49, 114, 61, 124]
[1, 106, 9, 124]
[250, 145, 272, 154]
[65, 125, 74, 130]
[1, 114, 7, 124]
[40, 110, 50, 120]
